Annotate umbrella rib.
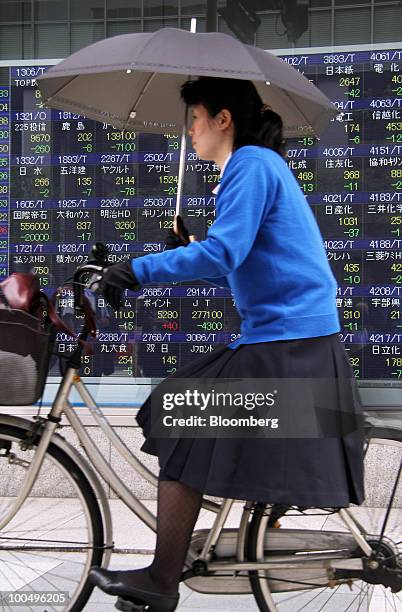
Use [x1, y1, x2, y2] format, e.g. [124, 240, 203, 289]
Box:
[40, 61, 262, 77]
[45, 94, 123, 124]
[124, 71, 158, 129]
[282, 89, 318, 138]
[44, 74, 79, 105]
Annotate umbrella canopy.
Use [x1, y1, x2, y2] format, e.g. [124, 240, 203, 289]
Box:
[37, 28, 337, 138]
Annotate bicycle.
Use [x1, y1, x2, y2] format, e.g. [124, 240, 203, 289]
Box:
[0, 258, 401, 612]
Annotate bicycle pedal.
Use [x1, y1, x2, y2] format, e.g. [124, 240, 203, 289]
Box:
[115, 596, 146, 611]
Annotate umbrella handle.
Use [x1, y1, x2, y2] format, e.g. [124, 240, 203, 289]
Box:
[173, 214, 197, 243]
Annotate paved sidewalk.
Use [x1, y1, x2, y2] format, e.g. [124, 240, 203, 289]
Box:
[84, 500, 398, 611]
[2, 498, 398, 611]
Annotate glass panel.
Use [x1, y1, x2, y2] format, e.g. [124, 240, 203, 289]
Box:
[144, 1, 178, 18]
[255, 13, 287, 50]
[71, 0, 105, 20]
[278, 2, 311, 47]
[219, 4, 262, 44]
[71, 22, 105, 52]
[0, 25, 21, 58]
[34, 0, 68, 21]
[256, 10, 315, 50]
[0, 24, 32, 59]
[181, 17, 206, 32]
[181, 0, 207, 16]
[23, 23, 33, 57]
[374, 4, 402, 42]
[335, 0, 368, 5]
[294, 24, 311, 49]
[218, 13, 237, 37]
[0, 1, 31, 22]
[143, 17, 179, 31]
[107, 21, 142, 36]
[106, 0, 141, 19]
[310, 0, 331, 6]
[310, 9, 332, 46]
[334, 7, 370, 44]
[35, 23, 69, 57]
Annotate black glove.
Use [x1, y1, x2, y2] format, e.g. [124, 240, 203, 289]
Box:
[100, 260, 140, 310]
[165, 215, 190, 250]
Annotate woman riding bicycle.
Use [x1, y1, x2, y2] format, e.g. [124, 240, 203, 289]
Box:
[89, 76, 365, 612]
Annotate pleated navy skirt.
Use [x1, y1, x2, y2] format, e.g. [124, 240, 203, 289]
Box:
[136, 334, 365, 507]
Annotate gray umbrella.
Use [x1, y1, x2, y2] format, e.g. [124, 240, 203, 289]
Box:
[37, 27, 338, 218]
[37, 27, 337, 139]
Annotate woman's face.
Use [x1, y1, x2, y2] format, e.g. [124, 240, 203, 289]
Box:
[188, 104, 224, 162]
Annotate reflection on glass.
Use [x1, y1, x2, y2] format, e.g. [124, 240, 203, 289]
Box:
[144, 1, 178, 17]
[180, 0, 207, 16]
[0, 24, 32, 59]
[181, 17, 206, 32]
[71, 23, 104, 53]
[35, 23, 69, 57]
[335, 0, 369, 4]
[107, 21, 142, 37]
[309, 10, 331, 46]
[107, 0, 141, 19]
[143, 18, 179, 32]
[334, 7, 370, 45]
[34, 0, 68, 21]
[0, 1, 31, 21]
[374, 4, 402, 42]
[71, 0, 105, 20]
[310, 0, 331, 6]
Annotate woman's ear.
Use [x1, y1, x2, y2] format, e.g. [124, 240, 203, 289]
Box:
[217, 109, 232, 130]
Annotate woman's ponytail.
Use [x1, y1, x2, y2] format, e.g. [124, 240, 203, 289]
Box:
[258, 107, 286, 157]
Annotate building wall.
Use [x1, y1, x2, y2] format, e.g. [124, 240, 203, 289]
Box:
[0, 1, 401, 60]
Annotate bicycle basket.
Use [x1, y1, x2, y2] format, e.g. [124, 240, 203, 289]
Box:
[0, 308, 55, 405]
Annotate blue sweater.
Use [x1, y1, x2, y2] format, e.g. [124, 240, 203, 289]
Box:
[132, 145, 340, 348]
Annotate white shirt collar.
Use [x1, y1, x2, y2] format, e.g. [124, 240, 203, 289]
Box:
[212, 152, 232, 195]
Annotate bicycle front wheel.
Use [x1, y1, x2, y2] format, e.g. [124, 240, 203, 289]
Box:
[0, 423, 105, 611]
[247, 437, 402, 611]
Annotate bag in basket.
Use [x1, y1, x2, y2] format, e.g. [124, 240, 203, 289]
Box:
[0, 273, 56, 405]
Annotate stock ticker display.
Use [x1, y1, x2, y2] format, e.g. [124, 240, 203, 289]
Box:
[0, 47, 402, 380]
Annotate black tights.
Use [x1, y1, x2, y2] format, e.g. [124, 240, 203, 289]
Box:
[111, 470, 203, 595]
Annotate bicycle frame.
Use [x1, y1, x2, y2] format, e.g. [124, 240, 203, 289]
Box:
[0, 359, 380, 595]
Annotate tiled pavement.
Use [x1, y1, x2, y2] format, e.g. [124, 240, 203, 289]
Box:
[2, 499, 401, 611]
[85, 500, 402, 611]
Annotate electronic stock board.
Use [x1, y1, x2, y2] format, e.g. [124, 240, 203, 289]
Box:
[0, 44, 401, 382]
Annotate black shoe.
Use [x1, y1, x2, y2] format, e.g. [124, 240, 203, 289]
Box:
[114, 597, 145, 611]
[88, 567, 179, 612]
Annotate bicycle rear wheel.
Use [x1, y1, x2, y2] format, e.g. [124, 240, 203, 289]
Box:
[247, 437, 402, 611]
[0, 423, 105, 612]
